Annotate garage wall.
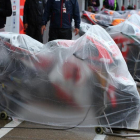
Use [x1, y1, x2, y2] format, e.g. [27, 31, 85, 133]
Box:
[5, 0, 12, 32]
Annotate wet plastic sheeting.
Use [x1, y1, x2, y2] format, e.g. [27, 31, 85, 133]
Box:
[99, 9, 140, 19]
[0, 26, 140, 129]
[107, 14, 140, 81]
[82, 9, 140, 27]
[79, 22, 92, 36]
[82, 11, 112, 27]
[99, 9, 125, 18]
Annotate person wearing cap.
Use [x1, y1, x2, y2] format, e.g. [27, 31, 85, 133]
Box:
[41, 0, 81, 41]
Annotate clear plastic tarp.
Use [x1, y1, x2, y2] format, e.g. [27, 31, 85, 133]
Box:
[82, 11, 113, 27]
[82, 9, 140, 27]
[0, 26, 140, 129]
[99, 9, 140, 19]
[79, 22, 92, 36]
[107, 14, 140, 81]
[99, 9, 123, 17]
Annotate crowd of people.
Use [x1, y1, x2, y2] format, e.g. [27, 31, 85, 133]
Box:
[0, 0, 120, 43]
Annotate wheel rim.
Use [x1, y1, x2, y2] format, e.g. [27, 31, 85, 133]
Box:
[0, 112, 7, 120]
[95, 127, 103, 134]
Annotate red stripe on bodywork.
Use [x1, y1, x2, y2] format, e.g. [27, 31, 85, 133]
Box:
[83, 13, 96, 25]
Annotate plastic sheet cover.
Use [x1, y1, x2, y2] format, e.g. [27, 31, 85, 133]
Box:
[79, 22, 92, 36]
[99, 9, 140, 19]
[82, 9, 140, 27]
[0, 27, 140, 129]
[107, 14, 140, 81]
[82, 11, 113, 27]
[99, 9, 123, 17]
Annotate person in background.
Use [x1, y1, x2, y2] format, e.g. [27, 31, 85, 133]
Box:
[88, 0, 100, 13]
[103, 0, 119, 11]
[23, 0, 46, 43]
[91, 0, 100, 13]
[88, 6, 94, 12]
[127, 5, 134, 10]
[41, 0, 81, 41]
[0, 0, 12, 32]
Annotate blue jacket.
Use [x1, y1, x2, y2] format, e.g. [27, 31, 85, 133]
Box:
[42, 0, 81, 29]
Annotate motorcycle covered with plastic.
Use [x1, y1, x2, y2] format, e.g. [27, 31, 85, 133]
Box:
[82, 10, 113, 27]
[0, 26, 140, 129]
[107, 14, 140, 81]
[82, 9, 140, 27]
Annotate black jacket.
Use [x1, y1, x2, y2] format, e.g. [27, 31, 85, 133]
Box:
[0, 0, 12, 28]
[23, 0, 46, 26]
[103, 0, 119, 11]
[42, 0, 81, 29]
